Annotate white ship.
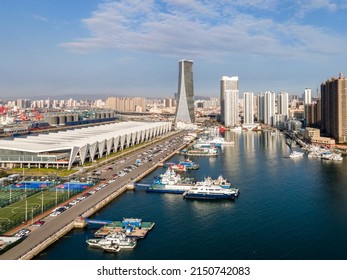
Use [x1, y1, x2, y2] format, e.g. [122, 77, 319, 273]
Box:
[196, 175, 231, 189]
[209, 136, 234, 146]
[86, 232, 137, 249]
[183, 184, 239, 200]
[289, 151, 304, 158]
[146, 167, 196, 194]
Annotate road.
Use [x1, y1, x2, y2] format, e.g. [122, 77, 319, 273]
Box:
[0, 131, 187, 260]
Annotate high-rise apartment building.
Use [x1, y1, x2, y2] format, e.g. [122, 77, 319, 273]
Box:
[220, 76, 239, 127]
[243, 91, 254, 125]
[305, 100, 321, 127]
[303, 88, 312, 119]
[321, 73, 347, 143]
[277, 92, 289, 117]
[257, 93, 264, 123]
[224, 90, 239, 127]
[264, 91, 276, 126]
[174, 60, 195, 123]
[303, 88, 312, 105]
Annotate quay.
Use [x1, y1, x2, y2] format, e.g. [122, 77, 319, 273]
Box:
[0, 131, 190, 260]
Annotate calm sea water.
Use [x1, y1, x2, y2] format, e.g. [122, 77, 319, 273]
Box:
[35, 131, 347, 260]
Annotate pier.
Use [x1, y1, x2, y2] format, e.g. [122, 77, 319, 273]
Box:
[283, 130, 306, 148]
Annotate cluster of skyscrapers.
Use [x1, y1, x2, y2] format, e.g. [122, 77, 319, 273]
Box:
[174, 59, 347, 144]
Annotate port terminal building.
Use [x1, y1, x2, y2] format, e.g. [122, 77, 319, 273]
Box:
[0, 121, 172, 170]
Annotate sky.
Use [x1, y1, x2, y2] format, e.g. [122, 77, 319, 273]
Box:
[1, 0, 347, 100]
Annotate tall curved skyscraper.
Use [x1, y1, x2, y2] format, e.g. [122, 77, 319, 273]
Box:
[174, 59, 195, 124]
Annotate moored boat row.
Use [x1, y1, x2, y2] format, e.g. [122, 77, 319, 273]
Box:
[86, 218, 154, 253]
[145, 167, 240, 200]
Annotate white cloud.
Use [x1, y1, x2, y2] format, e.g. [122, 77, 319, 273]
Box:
[32, 14, 48, 22]
[296, 0, 337, 17]
[60, 0, 347, 60]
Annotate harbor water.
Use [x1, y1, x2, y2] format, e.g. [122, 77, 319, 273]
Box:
[35, 131, 347, 260]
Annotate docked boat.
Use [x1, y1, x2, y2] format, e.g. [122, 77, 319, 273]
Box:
[289, 151, 304, 158]
[193, 138, 212, 148]
[166, 163, 186, 172]
[183, 184, 239, 200]
[209, 136, 234, 146]
[146, 167, 196, 194]
[321, 151, 343, 161]
[197, 175, 232, 189]
[180, 147, 219, 156]
[178, 158, 200, 170]
[102, 243, 121, 253]
[86, 232, 137, 249]
[86, 238, 103, 248]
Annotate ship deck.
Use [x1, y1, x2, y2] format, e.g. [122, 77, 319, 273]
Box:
[94, 222, 155, 238]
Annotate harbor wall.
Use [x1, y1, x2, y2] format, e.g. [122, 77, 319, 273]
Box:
[18, 185, 129, 260]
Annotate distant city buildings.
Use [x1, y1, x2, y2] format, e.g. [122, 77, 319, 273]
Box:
[220, 76, 239, 127]
[174, 59, 195, 124]
[16, 99, 30, 109]
[105, 97, 146, 112]
[164, 97, 175, 108]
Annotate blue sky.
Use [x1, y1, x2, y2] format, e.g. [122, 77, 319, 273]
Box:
[1, 0, 347, 100]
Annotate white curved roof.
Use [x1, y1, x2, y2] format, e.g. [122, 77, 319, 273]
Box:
[0, 121, 171, 152]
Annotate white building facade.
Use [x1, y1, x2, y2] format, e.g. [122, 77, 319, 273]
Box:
[220, 76, 239, 127]
[243, 91, 254, 125]
[264, 91, 276, 126]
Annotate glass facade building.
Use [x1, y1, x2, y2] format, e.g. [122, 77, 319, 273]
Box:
[175, 60, 195, 124]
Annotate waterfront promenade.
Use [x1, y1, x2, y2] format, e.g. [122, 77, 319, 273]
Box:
[0, 131, 188, 260]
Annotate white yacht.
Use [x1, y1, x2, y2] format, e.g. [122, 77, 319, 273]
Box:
[183, 184, 239, 200]
[289, 151, 304, 158]
[86, 232, 137, 249]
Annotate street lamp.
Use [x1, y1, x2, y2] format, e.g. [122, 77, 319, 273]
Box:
[41, 191, 44, 213]
[25, 199, 28, 222]
[31, 207, 34, 226]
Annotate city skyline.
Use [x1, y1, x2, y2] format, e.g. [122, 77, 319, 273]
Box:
[1, 1, 347, 99]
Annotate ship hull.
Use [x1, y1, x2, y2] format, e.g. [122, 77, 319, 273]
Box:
[146, 187, 189, 194]
[183, 193, 236, 200]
